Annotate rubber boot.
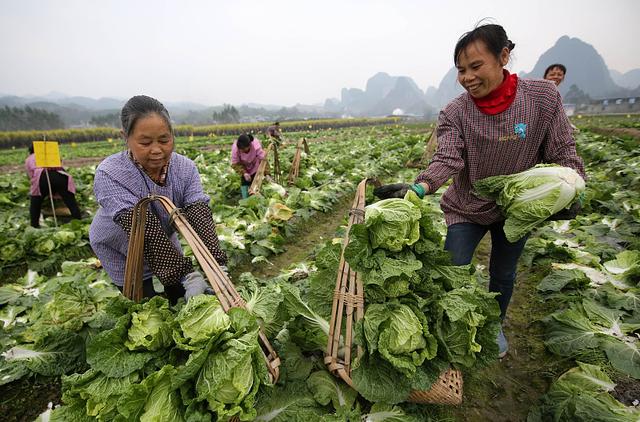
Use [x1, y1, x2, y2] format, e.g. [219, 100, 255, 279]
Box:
[240, 185, 249, 199]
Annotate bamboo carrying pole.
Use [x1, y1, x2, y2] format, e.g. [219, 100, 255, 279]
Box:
[249, 142, 280, 195]
[287, 138, 310, 185]
[406, 129, 438, 169]
[421, 128, 438, 164]
[123, 195, 280, 383]
[44, 169, 58, 227]
[272, 142, 281, 184]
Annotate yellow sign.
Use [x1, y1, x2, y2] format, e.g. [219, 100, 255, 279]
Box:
[33, 141, 62, 168]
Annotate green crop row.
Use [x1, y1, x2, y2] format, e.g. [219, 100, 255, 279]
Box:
[0, 117, 402, 149]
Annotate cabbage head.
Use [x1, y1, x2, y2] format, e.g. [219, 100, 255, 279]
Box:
[364, 198, 421, 251]
[473, 165, 585, 242]
[363, 303, 437, 376]
[125, 296, 174, 351]
[195, 310, 263, 420]
[174, 295, 231, 349]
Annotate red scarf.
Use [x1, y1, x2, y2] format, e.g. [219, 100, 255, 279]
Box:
[472, 69, 518, 115]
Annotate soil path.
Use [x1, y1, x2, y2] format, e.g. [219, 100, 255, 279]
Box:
[588, 126, 640, 139]
[0, 156, 106, 173]
[231, 194, 352, 279]
[448, 236, 560, 421]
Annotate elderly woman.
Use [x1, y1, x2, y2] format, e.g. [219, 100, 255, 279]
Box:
[375, 24, 585, 358]
[89, 95, 227, 303]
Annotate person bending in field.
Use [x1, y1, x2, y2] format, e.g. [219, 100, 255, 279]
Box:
[266, 121, 282, 145]
[89, 95, 227, 304]
[25, 144, 82, 228]
[374, 23, 585, 359]
[544, 63, 566, 86]
[231, 133, 266, 199]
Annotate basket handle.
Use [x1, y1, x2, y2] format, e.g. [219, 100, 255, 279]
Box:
[249, 143, 274, 195]
[287, 138, 310, 185]
[123, 196, 231, 306]
[325, 178, 379, 385]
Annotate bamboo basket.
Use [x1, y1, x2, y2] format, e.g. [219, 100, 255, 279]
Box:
[249, 142, 282, 195]
[287, 138, 310, 185]
[123, 195, 280, 384]
[406, 129, 438, 169]
[324, 179, 463, 405]
[249, 143, 272, 195]
[422, 128, 438, 164]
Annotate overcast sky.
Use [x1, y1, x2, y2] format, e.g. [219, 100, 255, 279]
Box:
[1, 0, 638, 106]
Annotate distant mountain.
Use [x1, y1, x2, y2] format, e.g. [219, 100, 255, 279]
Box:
[241, 103, 283, 111]
[338, 72, 432, 116]
[0, 94, 218, 127]
[368, 76, 431, 116]
[365, 72, 399, 102]
[0, 97, 114, 127]
[520, 36, 626, 98]
[0, 96, 27, 108]
[3, 94, 124, 110]
[610, 69, 640, 90]
[424, 67, 464, 110]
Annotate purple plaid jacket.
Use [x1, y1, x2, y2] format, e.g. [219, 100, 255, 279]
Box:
[416, 78, 585, 226]
[89, 151, 209, 286]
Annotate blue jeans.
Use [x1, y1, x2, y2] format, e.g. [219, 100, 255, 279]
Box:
[444, 222, 528, 320]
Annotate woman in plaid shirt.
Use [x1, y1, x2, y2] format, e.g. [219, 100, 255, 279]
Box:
[375, 24, 585, 358]
[89, 95, 227, 304]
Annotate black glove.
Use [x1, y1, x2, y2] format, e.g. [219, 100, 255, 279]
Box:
[547, 202, 582, 221]
[373, 183, 427, 199]
[373, 183, 410, 199]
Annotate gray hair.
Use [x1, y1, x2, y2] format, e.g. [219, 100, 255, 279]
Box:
[120, 95, 173, 138]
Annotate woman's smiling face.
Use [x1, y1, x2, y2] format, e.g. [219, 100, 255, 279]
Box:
[545, 67, 565, 86]
[456, 40, 509, 99]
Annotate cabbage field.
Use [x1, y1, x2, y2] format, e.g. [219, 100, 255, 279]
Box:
[0, 118, 639, 421]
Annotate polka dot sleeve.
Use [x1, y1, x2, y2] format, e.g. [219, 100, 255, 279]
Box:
[182, 201, 228, 267]
[116, 208, 193, 286]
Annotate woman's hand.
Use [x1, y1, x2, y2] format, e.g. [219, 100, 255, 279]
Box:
[373, 182, 429, 199]
[181, 271, 210, 301]
[243, 173, 252, 182]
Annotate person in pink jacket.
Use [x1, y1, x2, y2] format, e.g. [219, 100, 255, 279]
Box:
[25, 144, 82, 227]
[230, 133, 266, 198]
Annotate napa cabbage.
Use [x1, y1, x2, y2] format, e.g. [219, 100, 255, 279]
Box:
[473, 165, 585, 242]
[364, 198, 421, 251]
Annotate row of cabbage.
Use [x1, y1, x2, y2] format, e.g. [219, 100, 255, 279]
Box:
[0, 124, 397, 168]
[524, 130, 640, 420]
[0, 117, 401, 149]
[0, 125, 425, 279]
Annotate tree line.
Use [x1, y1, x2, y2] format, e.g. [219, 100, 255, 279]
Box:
[0, 106, 65, 131]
